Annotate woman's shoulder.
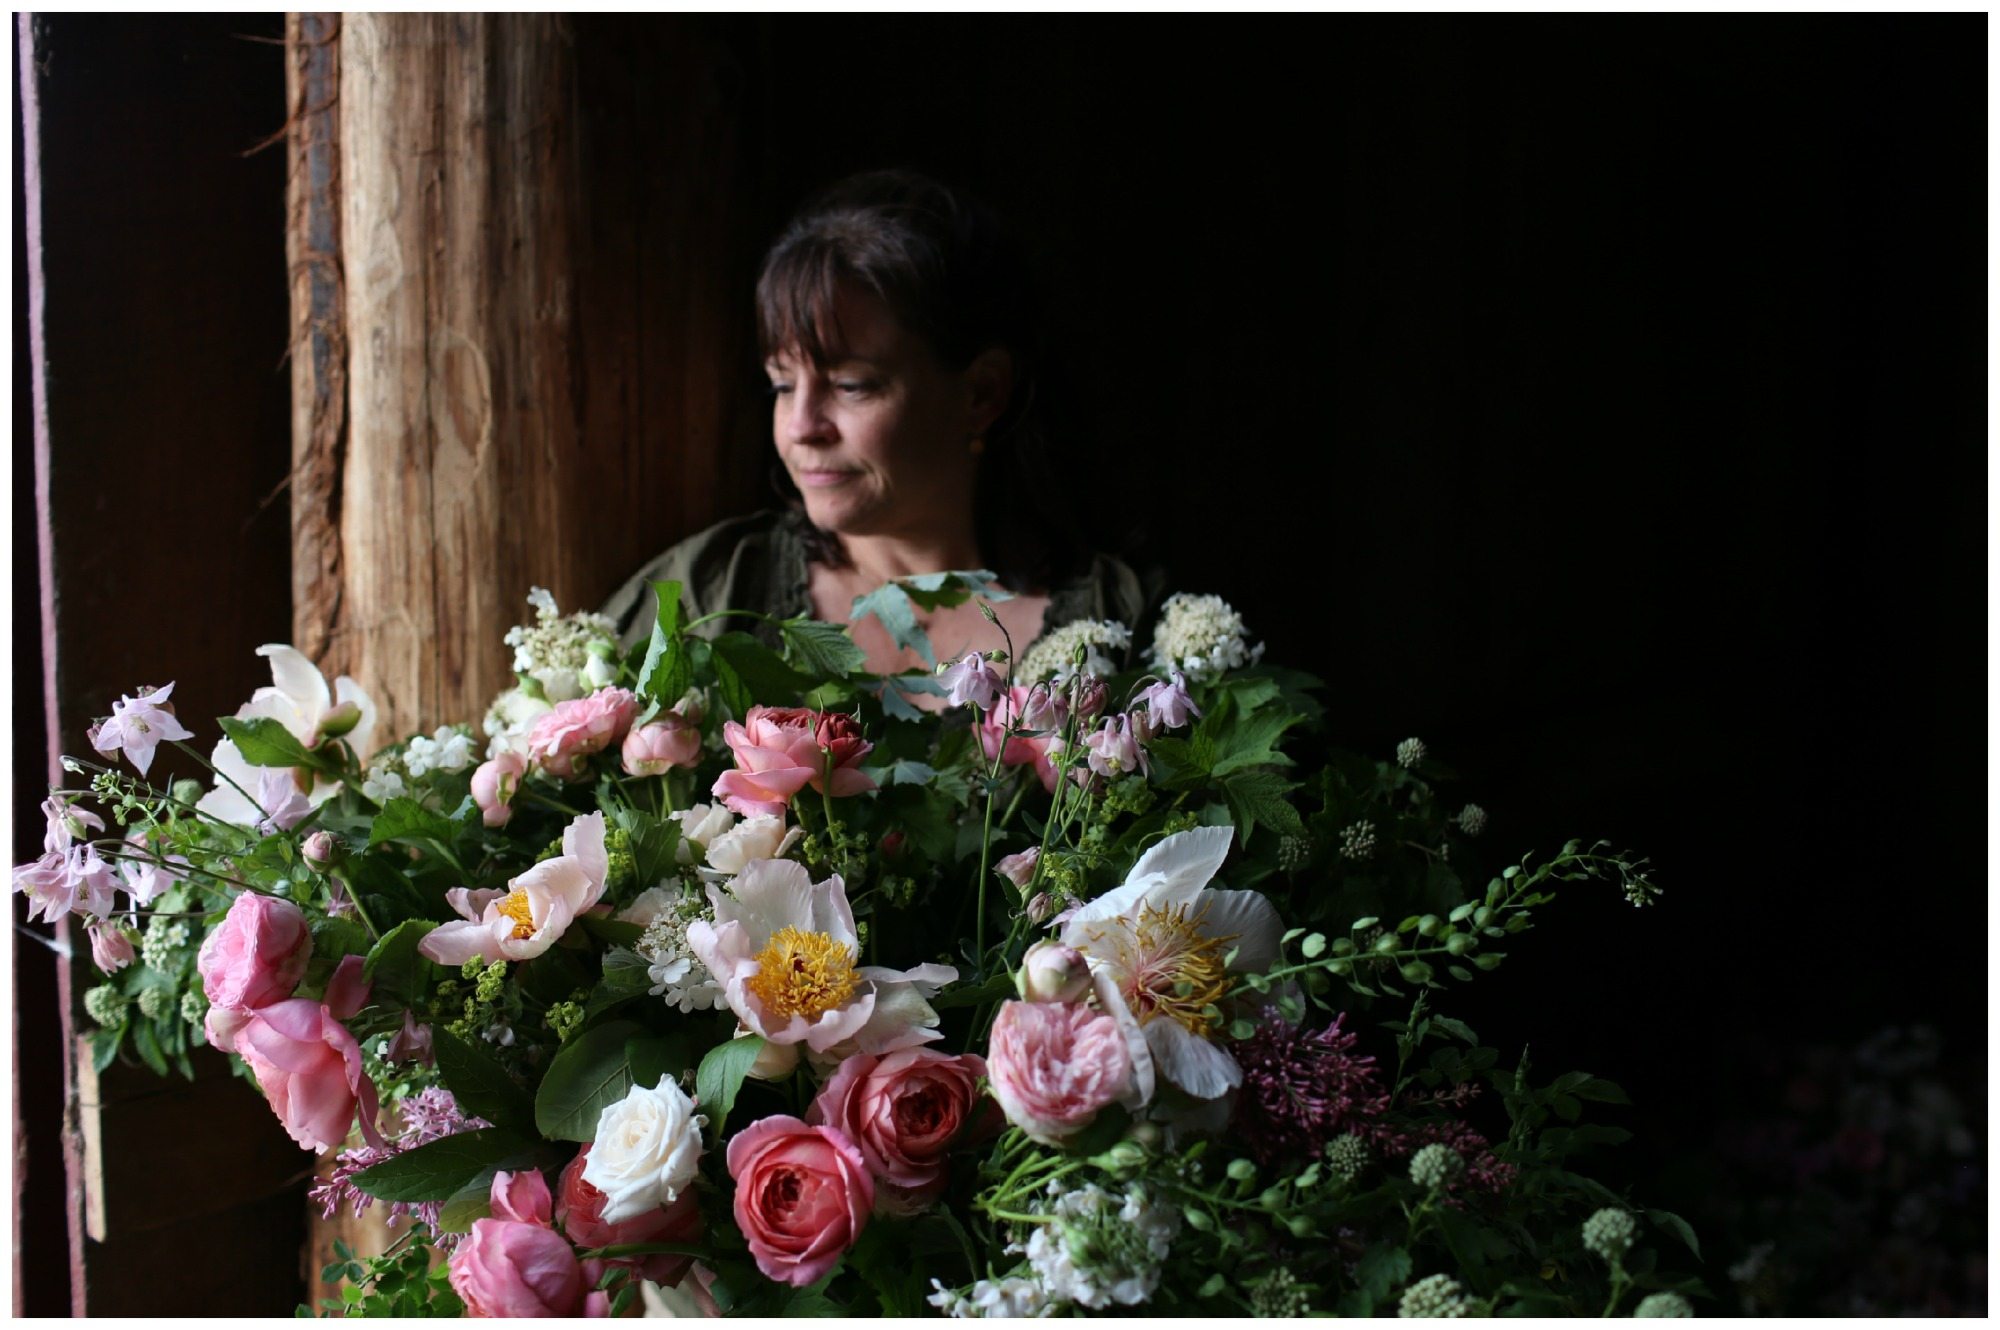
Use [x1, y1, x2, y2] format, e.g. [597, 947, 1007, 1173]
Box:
[603, 509, 809, 649]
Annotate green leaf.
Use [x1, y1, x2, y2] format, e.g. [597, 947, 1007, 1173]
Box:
[437, 1174, 495, 1234]
[433, 1029, 535, 1132]
[708, 645, 753, 721]
[1220, 769, 1304, 844]
[366, 798, 462, 851]
[626, 1033, 694, 1092]
[361, 918, 431, 1005]
[1430, 1015, 1479, 1044]
[1355, 1244, 1412, 1303]
[216, 715, 318, 769]
[351, 1127, 540, 1202]
[535, 1020, 646, 1142]
[779, 616, 868, 679]
[623, 812, 682, 894]
[131, 1020, 169, 1076]
[1209, 709, 1300, 777]
[636, 580, 692, 707]
[1648, 1207, 1702, 1260]
[931, 970, 1012, 1011]
[710, 631, 816, 704]
[695, 1036, 766, 1136]
[576, 915, 643, 948]
[1300, 932, 1327, 959]
[849, 582, 935, 668]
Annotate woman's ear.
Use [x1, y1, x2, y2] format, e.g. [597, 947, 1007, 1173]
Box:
[965, 347, 1015, 440]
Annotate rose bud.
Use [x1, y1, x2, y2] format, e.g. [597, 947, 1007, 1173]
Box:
[1017, 940, 1091, 1005]
[302, 830, 340, 869]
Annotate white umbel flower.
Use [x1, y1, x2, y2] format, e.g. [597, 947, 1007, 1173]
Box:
[1457, 804, 1488, 838]
[1340, 820, 1377, 861]
[1021, 1181, 1177, 1310]
[928, 1275, 1054, 1318]
[628, 885, 729, 1014]
[1396, 737, 1426, 769]
[1147, 593, 1263, 682]
[502, 587, 619, 703]
[1398, 1273, 1471, 1318]
[1018, 618, 1132, 684]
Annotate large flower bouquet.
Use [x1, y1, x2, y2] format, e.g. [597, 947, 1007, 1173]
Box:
[23, 577, 1704, 1317]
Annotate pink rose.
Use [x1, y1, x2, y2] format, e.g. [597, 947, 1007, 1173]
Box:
[470, 751, 527, 828]
[198, 891, 311, 1018]
[726, 1115, 873, 1287]
[557, 1145, 702, 1286]
[451, 1169, 609, 1317]
[621, 713, 702, 777]
[809, 1050, 994, 1215]
[232, 987, 384, 1152]
[712, 706, 876, 818]
[977, 687, 1064, 794]
[526, 688, 639, 780]
[987, 999, 1131, 1145]
[87, 920, 136, 973]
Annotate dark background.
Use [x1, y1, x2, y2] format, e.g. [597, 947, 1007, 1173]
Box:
[16, 14, 1983, 1313]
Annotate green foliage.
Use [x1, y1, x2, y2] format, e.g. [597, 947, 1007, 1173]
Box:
[307, 1231, 462, 1317]
[350, 1127, 544, 1204]
[534, 1019, 647, 1142]
[695, 1035, 765, 1139]
[217, 715, 321, 769]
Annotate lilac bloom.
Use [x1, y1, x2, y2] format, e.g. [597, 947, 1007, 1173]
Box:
[87, 683, 195, 777]
[254, 769, 313, 835]
[938, 652, 1005, 711]
[1138, 671, 1202, 731]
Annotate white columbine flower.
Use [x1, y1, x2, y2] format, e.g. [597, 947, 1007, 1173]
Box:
[1060, 825, 1281, 1103]
[1146, 593, 1263, 682]
[1017, 619, 1132, 684]
[583, 1074, 706, 1223]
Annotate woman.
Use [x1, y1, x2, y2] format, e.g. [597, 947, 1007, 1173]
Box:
[602, 171, 1160, 688]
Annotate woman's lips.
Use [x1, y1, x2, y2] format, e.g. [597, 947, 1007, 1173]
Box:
[799, 469, 858, 488]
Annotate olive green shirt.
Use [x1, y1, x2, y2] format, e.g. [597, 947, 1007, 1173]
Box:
[602, 509, 1164, 664]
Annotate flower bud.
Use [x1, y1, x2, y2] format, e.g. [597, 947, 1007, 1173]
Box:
[1016, 940, 1091, 1005]
[171, 779, 203, 805]
[1068, 674, 1108, 722]
[584, 639, 619, 690]
[1025, 892, 1055, 924]
[302, 831, 340, 869]
[737, 1026, 800, 1081]
[993, 846, 1040, 890]
[1087, 1139, 1148, 1178]
[87, 920, 136, 974]
[621, 714, 702, 777]
[316, 700, 364, 742]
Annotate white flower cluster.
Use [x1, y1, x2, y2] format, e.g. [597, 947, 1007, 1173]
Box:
[1340, 819, 1377, 861]
[1017, 618, 1132, 684]
[482, 685, 552, 761]
[1397, 737, 1427, 769]
[502, 587, 619, 704]
[401, 725, 475, 778]
[927, 1276, 1054, 1318]
[1147, 593, 1263, 682]
[625, 885, 727, 1015]
[1398, 1272, 1471, 1318]
[1019, 1180, 1179, 1311]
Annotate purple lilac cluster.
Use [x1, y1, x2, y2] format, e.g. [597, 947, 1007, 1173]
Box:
[308, 1086, 491, 1247]
[1368, 1117, 1518, 1198]
[1230, 1011, 1392, 1164]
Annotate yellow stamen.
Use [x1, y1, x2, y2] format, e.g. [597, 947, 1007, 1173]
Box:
[494, 889, 536, 940]
[1128, 902, 1236, 1036]
[744, 926, 859, 1022]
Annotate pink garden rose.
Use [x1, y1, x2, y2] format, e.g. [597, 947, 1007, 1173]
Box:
[452, 1169, 609, 1317]
[198, 891, 311, 1020]
[525, 688, 639, 780]
[987, 999, 1132, 1146]
[727, 1115, 874, 1287]
[230, 957, 383, 1153]
[809, 1049, 994, 1215]
[976, 687, 1065, 794]
[470, 751, 527, 828]
[712, 706, 876, 818]
[557, 1144, 702, 1286]
[621, 713, 703, 777]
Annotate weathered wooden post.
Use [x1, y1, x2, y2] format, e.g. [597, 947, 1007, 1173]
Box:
[283, 9, 759, 1295]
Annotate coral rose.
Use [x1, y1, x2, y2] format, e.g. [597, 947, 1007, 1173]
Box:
[727, 1115, 873, 1287]
[809, 1049, 994, 1214]
[525, 687, 639, 780]
[712, 706, 876, 818]
[558, 1145, 703, 1287]
[986, 999, 1132, 1146]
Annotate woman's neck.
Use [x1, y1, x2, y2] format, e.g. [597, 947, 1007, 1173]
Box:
[836, 527, 985, 587]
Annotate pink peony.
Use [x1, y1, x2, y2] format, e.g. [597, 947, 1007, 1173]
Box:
[526, 688, 639, 780]
[986, 999, 1132, 1146]
[198, 891, 311, 1023]
[232, 967, 384, 1153]
[976, 687, 1065, 794]
[470, 751, 527, 828]
[451, 1169, 608, 1317]
[727, 1115, 873, 1287]
[557, 1145, 702, 1286]
[712, 706, 876, 818]
[86, 683, 194, 777]
[621, 712, 703, 778]
[808, 1049, 993, 1215]
[87, 920, 136, 973]
[419, 812, 609, 966]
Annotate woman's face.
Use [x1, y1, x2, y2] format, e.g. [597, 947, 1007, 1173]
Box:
[764, 286, 993, 542]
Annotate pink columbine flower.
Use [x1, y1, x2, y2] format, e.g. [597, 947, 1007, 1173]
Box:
[42, 794, 103, 857]
[686, 859, 954, 1060]
[525, 688, 639, 780]
[1068, 673, 1109, 723]
[712, 706, 876, 819]
[1138, 670, 1202, 731]
[87, 920, 136, 973]
[727, 1116, 874, 1287]
[993, 846, 1040, 890]
[13, 845, 119, 924]
[254, 768, 313, 835]
[621, 713, 702, 777]
[470, 751, 527, 828]
[86, 683, 194, 777]
[938, 652, 1005, 712]
[418, 812, 609, 966]
[1083, 714, 1148, 781]
[986, 999, 1134, 1146]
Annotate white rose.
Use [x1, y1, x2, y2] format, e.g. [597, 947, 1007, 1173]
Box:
[675, 803, 736, 864]
[583, 1075, 706, 1223]
[704, 815, 801, 876]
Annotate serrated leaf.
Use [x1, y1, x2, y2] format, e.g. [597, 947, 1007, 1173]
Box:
[434, 1029, 535, 1132]
[366, 798, 461, 851]
[535, 1020, 645, 1142]
[1220, 769, 1304, 844]
[352, 1127, 539, 1202]
[1430, 1015, 1479, 1044]
[625, 813, 682, 893]
[217, 715, 318, 769]
[779, 617, 867, 678]
[849, 582, 934, 667]
[696, 1036, 766, 1137]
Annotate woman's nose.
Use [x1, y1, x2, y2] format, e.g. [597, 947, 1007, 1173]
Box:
[781, 383, 835, 448]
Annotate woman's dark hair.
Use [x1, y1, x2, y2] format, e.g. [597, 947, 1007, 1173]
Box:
[755, 169, 1083, 592]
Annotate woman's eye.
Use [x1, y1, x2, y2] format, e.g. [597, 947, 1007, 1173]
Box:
[767, 382, 793, 397]
[835, 380, 877, 396]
